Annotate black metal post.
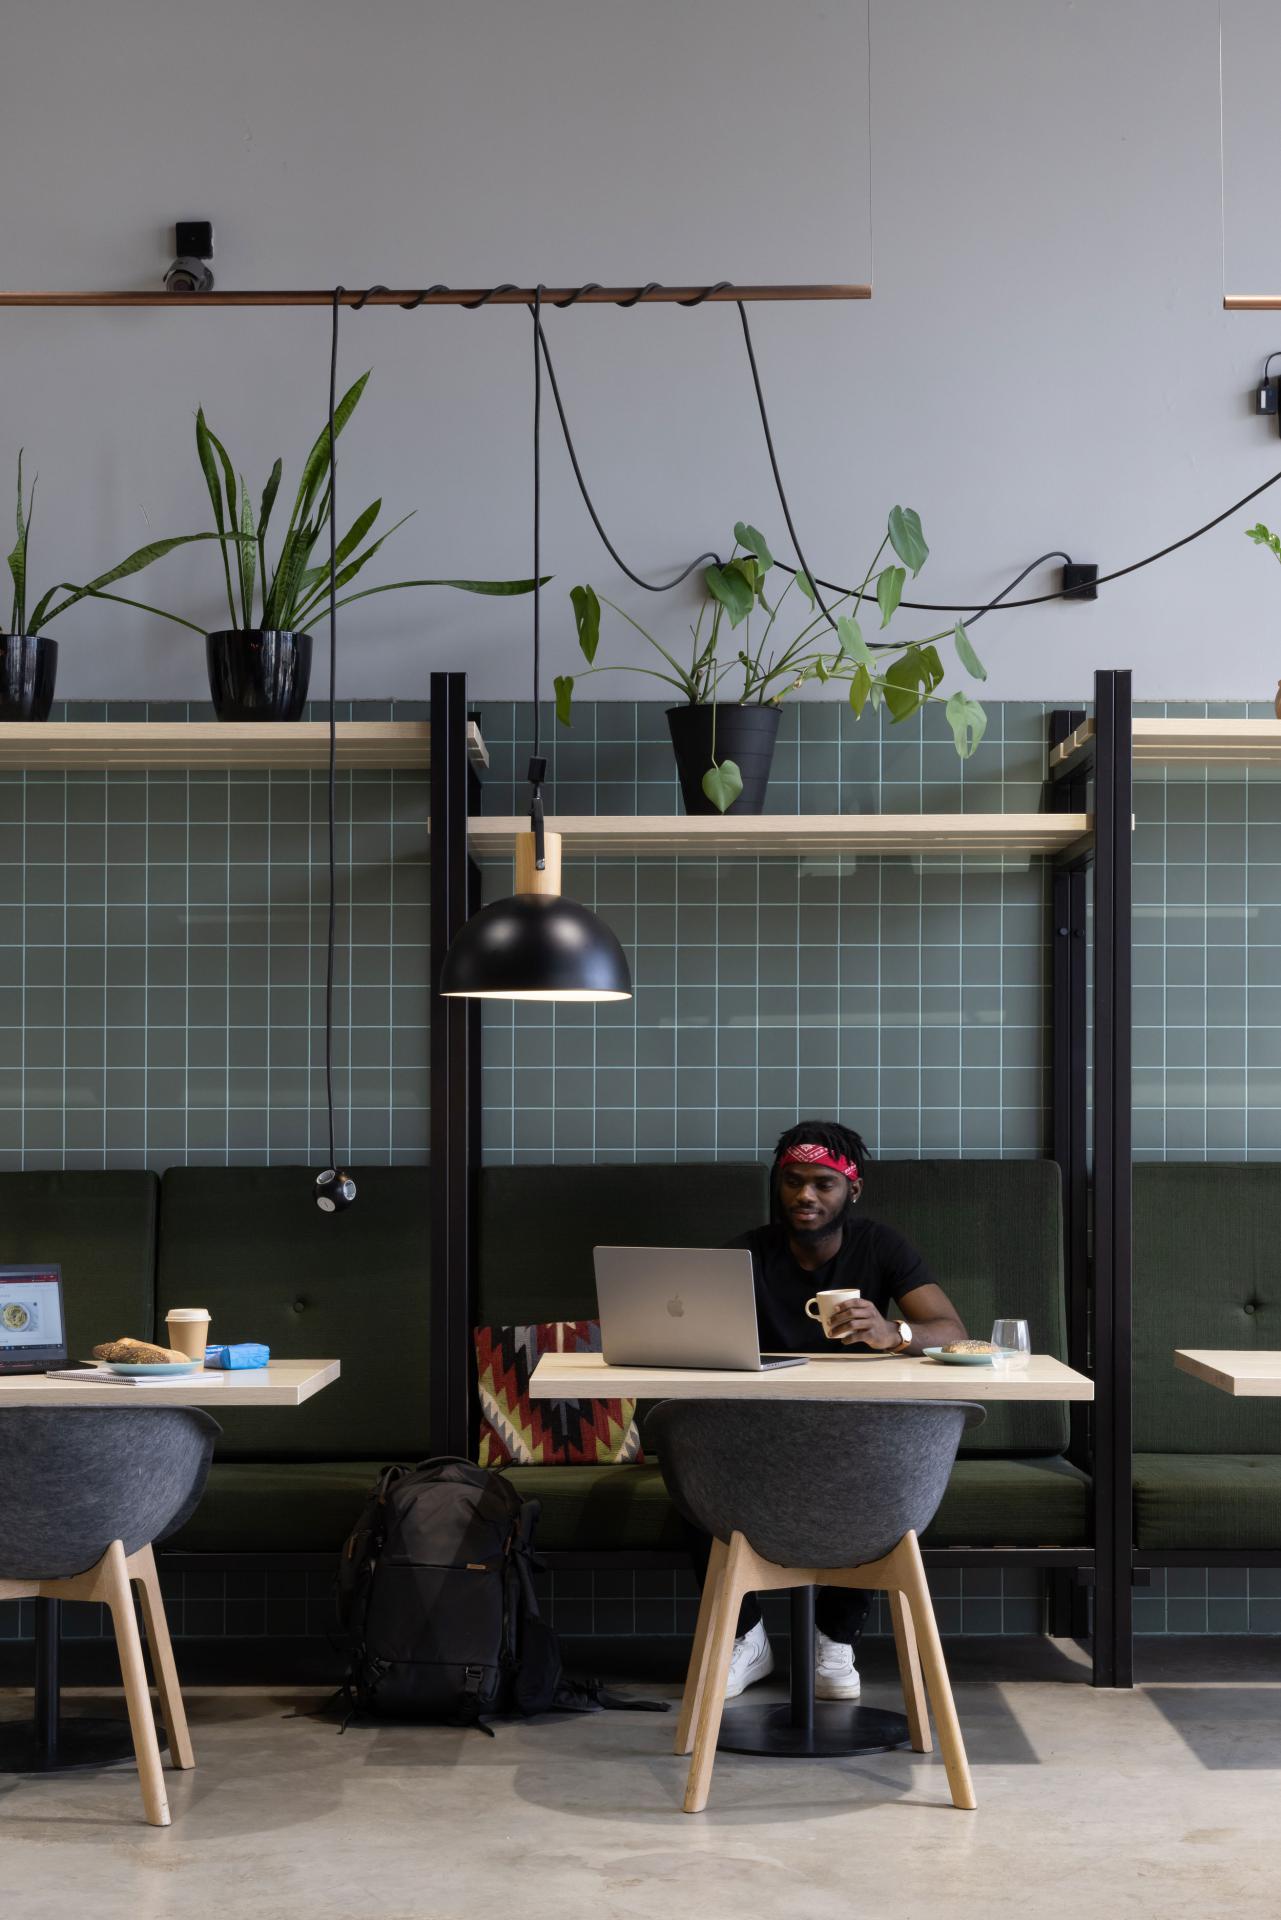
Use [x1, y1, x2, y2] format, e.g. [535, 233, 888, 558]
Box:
[789, 1588, 816, 1733]
[33, 1600, 60, 1758]
[1049, 709, 1091, 1641]
[1091, 670, 1134, 1687]
[429, 672, 481, 1460]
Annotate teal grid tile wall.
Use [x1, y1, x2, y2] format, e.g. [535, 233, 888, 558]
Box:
[1131, 700, 1281, 1160]
[0, 700, 431, 1170]
[478, 697, 1053, 1164]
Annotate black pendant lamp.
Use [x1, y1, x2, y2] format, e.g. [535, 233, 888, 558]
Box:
[440, 289, 632, 1005]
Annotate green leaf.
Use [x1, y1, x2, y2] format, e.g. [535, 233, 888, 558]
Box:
[882, 643, 944, 722]
[1247, 521, 1281, 559]
[38, 530, 251, 628]
[835, 614, 874, 668]
[876, 565, 906, 627]
[7, 451, 31, 634]
[814, 654, 830, 683]
[733, 522, 774, 573]
[887, 505, 928, 576]
[571, 584, 600, 664]
[289, 512, 415, 625]
[953, 620, 987, 681]
[291, 371, 371, 529]
[704, 562, 755, 628]
[701, 757, 744, 813]
[258, 459, 283, 545]
[848, 663, 871, 715]
[333, 501, 385, 572]
[238, 473, 256, 628]
[293, 575, 548, 630]
[946, 689, 988, 758]
[195, 409, 238, 627]
[794, 569, 815, 606]
[554, 674, 574, 727]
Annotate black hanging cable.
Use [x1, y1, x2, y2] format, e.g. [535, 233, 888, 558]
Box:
[325, 289, 341, 1175]
[310, 290, 356, 1211]
[771, 471, 1281, 613]
[529, 286, 547, 869]
[533, 317, 723, 590]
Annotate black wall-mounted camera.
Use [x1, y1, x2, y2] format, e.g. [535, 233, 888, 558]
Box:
[164, 220, 215, 294]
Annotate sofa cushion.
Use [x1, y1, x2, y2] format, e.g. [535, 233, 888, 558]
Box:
[922, 1456, 1090, 1548]
[1134, 1454, 1281, 1550]
[1134, 1164, 1281, 1454]
[476, 1321, 642, 1467]
[165, 1460, 383, 1553]
[0, 1171, 158, 1355]
[501, 1464, 691, 1553]
[477, 1163, 770, 1326]
[859, 1160, 1069, 1456]
[157, 1167, 430, 1462]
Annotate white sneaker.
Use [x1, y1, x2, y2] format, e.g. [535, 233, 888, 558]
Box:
[814, 1628, 862, 1700]
[724, 1620, 774, 1698]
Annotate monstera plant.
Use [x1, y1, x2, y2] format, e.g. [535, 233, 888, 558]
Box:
[554, 509, 988, 813]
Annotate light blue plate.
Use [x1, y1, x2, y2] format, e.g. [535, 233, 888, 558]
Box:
[923, 1347, 996, 1367]
[103, 1359, 203, 1377]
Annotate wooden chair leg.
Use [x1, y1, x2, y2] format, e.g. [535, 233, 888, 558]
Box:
[683, 1531, 751, 1814]
[676, 1535, 727, 1757]
[101, 1540, 171, 1827]
[888, 1588, 931, 1754]
[131, 1544, 194, 1771]
[894, 1533, 975, 1811]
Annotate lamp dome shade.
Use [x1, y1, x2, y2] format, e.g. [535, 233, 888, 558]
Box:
[440, 892, 632, 1002]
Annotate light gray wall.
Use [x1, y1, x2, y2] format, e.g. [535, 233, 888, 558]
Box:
[2, 0, 1279, 705]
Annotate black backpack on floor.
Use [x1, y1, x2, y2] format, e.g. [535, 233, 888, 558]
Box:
[336, 1456, 663, 1730]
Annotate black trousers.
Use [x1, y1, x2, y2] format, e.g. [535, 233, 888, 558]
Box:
[687, 1528, 871, 1646]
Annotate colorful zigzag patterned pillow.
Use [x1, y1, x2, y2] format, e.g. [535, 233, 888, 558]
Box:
[474, 1320, 644, 1467]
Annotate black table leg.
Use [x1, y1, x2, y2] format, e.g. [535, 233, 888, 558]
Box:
[717, 1586, 912, 1757]
[0, 1595, 160, 1774]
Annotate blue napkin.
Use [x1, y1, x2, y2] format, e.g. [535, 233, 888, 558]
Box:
[204, 1342, 270, 1370]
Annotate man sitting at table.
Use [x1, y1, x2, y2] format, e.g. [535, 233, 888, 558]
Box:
[709, 1119, 967, 1704]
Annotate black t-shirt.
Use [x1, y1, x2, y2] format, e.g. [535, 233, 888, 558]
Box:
[727, 1217, 936, 1353]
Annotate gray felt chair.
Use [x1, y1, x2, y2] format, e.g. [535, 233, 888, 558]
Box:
[648, 1398, 985, 1814]
[0, 1407, 219, 1826]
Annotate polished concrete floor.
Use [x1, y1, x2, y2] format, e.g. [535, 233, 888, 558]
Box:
[2, 1640, 1279, 1920]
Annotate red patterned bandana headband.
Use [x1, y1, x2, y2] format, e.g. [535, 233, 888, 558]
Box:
[778, 1143, 860, 1181]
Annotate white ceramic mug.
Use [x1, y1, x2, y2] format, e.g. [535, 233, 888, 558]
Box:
[803, 1287, 861, 1336]
[165, 1307, 211, 1360]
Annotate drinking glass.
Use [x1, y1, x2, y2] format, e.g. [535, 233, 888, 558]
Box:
[991, 1318, 1031, 1369]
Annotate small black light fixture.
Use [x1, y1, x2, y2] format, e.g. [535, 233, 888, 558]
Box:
[441, 287, 632, 1006]
[164, 220, 215, 294]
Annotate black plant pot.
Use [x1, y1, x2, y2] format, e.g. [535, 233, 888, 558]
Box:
[666, 703, 781, 815]
[206, 630, 312, 721]
[0, 634, 57, 721]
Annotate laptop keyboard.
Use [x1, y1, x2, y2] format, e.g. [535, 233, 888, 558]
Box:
[759, 1354, 807, 1370]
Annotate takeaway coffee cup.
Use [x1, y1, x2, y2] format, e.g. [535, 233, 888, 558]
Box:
[804, 1288, 861, 1337]
[165, 1307, 211, 1360]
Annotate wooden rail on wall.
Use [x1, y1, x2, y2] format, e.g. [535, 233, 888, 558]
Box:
[0, 285, 871, 310]
[0, 720, 489, 772]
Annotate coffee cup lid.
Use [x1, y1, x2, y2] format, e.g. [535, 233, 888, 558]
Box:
[166, 1307, 211, 1322]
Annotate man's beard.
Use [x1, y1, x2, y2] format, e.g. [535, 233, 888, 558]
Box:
[787, 1211, 845, 1247]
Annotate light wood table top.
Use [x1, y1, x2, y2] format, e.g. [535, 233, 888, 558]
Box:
[529, 1352, 1093, 1402]
[0, 1359, 340, 1408]
[1174, 1350, 1281, 1397]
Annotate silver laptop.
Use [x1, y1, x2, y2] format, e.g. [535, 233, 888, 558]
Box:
[593, 1246, 805, 1371]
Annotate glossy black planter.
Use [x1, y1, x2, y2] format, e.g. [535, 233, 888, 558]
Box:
[666, 702, 781, 815]
[206, 629, 311, 721]
[0, 634, 57, 721]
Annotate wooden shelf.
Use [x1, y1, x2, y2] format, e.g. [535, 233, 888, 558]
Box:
[0, 719, 488, 773]
[1052, 717, 1281, 777]
[469, 813, 1091, 859]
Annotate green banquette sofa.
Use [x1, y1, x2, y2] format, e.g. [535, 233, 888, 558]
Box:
[1133, 1164, 1281, 1553]
[2, 1159, 1086, 1568]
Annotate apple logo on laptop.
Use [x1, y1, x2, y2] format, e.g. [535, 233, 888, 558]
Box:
[666, 1295, 685, 1318]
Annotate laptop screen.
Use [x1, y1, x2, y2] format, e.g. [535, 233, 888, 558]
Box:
[0, 1266, 66, 1371]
